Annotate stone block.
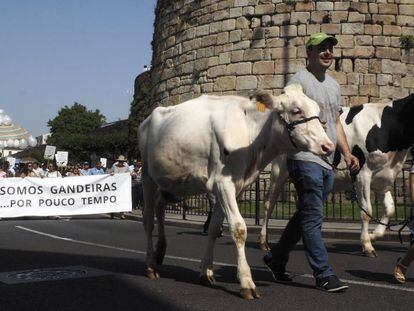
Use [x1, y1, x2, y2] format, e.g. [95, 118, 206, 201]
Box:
[201, 34, 217, 47]
[231, 50, 244, 62]
[364, 25, 382, 36]
[236, 16, 250, 29]
[226, 62, 252, 75]
[328, 71, 347, 85]
[378, 4, 398, 15]
[347, 73, 361, 85]
[196, 25, 210, 37]
[400, 5, 414, 16]
[251, 17, 261, 28]
[270, 47, 297, 59]
[372, 14, 396, 25]
[342, 23, 364, 35]
[235, 0, 248, 7]
[377, 74, 392, 86]
[349, 2, 368, 14]
[213, 9, 230, 21]
[363, 74, 376, 85]
[334, 1, 350, 11]
[336, 35, 354, 48]
[379, 86, 409, 99]
[207, 65, 227, 78]
[311, 11, 328, 24]
[236, 76, 258, 90]
[241, 29, 253, 40]
[368, 59, 382, 74]
[253, 61, 275, 74]
[355, 59, 369, 73]
[341, 85, 359, 96]
[383, 25, 402, 36]
[208, 56, 219, 67]
[342, 46, 375, 58]
[368, 3, 378, 14]
[210, 21, 222, 34]
[316, 1, 333, 11]
[402, 27, 414, 36]
[321, 24, 341, 35]
[222, 19, 236, 31]
[355, 35, 372, 46]
[255, 4, 275, 15]
[290, 12, 310, 24]
[230, 7, 243, 18]
[373, 36, 390, 47]
[295, 1, 314, 11]
[397, 15, 414, 28]
[266, 38, 285, 48]
[217, 32, 230, 45]
[230, 30, 242, 42]
[349, 96, 369, 105]
[257, 75, 286, 89]
[275, 3, 294, 13]
[340, 59, 353, 73]
[274, 59, 306, 74]
[331, 12, 349, 24]
[402, 76, 414, 88]
[298, 24, 306, 36]
[214, 76, 236, 91]
[266, 26, 280, 38]
[244, 49, 263, 61]
[376, 47, 401, 60]
[166, 77, 180, 90]
[382, 59, 407, 75]
[280, 25, 297, 37]
[348, 12, 366, 23]
[307, 24, 321, 35]
[271, 13, 290, 26]
[219, 52, 231, 64]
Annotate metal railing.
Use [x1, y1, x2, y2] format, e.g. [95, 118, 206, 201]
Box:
[166, 166, 412, 224]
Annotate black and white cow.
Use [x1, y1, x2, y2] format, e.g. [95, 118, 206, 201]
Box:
[260, 94, 414, 257]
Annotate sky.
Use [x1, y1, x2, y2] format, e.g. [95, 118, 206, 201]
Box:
[0, 0, 157, 137]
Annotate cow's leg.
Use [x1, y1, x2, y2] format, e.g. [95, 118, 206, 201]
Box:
[356, 172, 377, 257]
[200, 199, 225, 285]
[155, 198, 167, 266]
[216, 180, 259, 300]
[260, 186, 278, 251]
[260, 156, 289, 251]
[142, 175, 160, 279]
[370, 191, 394, 242]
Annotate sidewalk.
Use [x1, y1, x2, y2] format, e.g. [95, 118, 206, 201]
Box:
[125, 209, 411, 243]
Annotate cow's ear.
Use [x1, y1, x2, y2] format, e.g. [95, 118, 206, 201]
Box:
[249, 90, 274, 112]
[271, 94, 289, 112]
[283, 83, 303, 96]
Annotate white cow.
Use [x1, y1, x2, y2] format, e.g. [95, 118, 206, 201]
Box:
[138, 84, 334, 299]
[260, 94, 414, 257]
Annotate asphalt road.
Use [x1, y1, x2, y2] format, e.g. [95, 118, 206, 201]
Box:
[0, 216, 413, 311]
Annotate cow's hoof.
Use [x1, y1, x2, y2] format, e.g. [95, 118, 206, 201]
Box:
[199, 274, 216, 286]
[260, 242, 271, 251]
[146, 267, 160, 279]
[363, 250, 377, 258]
[240, 288, 260, 300]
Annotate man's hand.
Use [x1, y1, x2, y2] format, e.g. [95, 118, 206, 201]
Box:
[344, 153, 360, 174]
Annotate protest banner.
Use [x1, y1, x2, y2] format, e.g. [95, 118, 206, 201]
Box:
[44, 145, 56, 160]
[0, 173, 131, 218]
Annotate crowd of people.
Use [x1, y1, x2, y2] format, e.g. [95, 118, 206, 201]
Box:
[0, 155, 144, 214]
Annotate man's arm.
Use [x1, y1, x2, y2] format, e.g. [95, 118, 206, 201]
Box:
[335, 113, 360, 174]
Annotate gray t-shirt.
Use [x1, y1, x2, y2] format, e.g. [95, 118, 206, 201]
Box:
[287, 68, 341, 169]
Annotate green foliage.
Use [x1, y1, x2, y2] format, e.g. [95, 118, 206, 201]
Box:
[400, 35, 414, 50]
[47, 103, 106, 162]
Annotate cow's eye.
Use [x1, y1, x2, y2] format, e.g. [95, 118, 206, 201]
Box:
[291, 108, 301, 115]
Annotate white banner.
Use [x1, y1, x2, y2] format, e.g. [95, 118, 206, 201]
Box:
[0, 173, 131, 218]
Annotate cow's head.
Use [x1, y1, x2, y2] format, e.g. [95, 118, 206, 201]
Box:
[253, 84, 334, 156]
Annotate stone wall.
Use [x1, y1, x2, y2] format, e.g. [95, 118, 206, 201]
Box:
[151, 0, 414, 107]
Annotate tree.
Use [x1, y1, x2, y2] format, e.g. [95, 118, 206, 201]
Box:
[47, 103, 106, 162]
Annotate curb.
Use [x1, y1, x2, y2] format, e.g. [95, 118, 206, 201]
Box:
[125, 212, 411, 243]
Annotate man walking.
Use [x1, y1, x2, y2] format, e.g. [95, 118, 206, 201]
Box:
[263, 32, 359, 292]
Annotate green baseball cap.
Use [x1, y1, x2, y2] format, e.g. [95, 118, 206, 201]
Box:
[306, 32, 338, 48]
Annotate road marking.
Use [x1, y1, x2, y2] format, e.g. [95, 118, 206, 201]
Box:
[16, 225, 414, 293]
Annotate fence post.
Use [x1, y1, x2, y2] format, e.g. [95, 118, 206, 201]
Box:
[255, 177, 260, 225]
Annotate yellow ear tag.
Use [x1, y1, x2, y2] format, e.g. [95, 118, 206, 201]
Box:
[256, 102, 266, 112]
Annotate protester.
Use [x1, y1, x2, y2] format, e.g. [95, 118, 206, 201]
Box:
[263, 32, 359, 292]
[66, 166, 81, 177]
[32, 162, 46, 177]
[80, 162, 91, 176]
[110, 155, 130, 219]
[394, 152, 414, 284]
[0, 161, 9, 178]
[45, 162, 62, 178]
[131, 161, 143, 210]
[88, 161, 106, 175]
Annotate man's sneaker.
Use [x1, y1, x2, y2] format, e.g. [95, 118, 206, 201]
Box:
[316, 275, 349, 292]
[263, 253, 292, 283]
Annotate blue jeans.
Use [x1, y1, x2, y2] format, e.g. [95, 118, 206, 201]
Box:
[270, 159, 334, 279]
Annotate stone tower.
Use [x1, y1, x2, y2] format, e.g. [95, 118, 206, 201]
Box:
[151, 0, 414, 107]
